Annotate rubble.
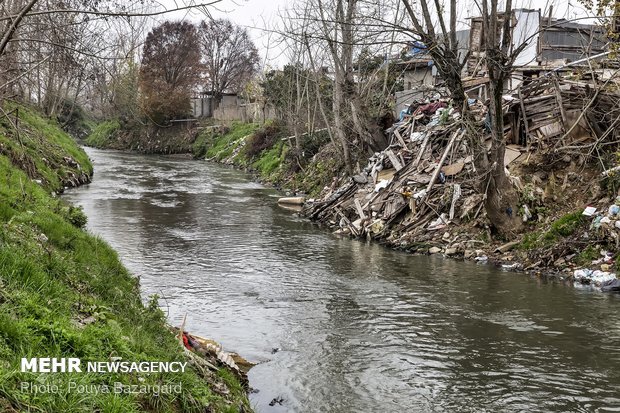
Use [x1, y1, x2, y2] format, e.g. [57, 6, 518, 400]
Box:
[305, 97, 481, 248]
[303, 72, 620, 294]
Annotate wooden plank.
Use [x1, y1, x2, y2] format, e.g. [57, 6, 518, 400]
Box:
[393, 129, 408, 147]
[386, 149, 403, 171]
[504, 147, 521, 166]
[518, 86, 530, 148]
[414, 133, 431, 167]
[426, 130, 464, 194]
[552, 76, 568, 126]
[354, 198, 366, 220]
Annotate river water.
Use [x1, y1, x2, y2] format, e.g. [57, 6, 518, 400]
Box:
[64, 148, 620, 412]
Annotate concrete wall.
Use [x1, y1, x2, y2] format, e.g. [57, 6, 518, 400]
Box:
[403, 66, 434, 90]
[213, 102, 276, 123]
[192, 93, 276, 123]
[190, 97, 213, 118]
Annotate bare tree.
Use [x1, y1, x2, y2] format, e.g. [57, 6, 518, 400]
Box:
[274, 0, 396, 174]
[198, 18, 259, 110]
[0, 1, 221, 119]
[398, 0, 524, 235]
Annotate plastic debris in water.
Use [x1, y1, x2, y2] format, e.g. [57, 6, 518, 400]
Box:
[573, 269, 617, 286]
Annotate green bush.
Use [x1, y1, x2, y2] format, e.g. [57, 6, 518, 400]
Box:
[85, 120, 121, 148]
[56, 98, 91, 139]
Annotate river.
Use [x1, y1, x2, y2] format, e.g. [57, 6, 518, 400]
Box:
[63, 147, 620, 412]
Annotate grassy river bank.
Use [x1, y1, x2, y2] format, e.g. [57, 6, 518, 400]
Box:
[0, 105, 250, 412]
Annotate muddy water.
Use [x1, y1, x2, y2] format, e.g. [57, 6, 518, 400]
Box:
[64, 147, 620, 412]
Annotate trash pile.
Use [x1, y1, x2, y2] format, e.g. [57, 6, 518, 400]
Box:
[506, 74, 620, 155]
[303, 72, 620, 293]
[173, 325, 255, 391]
[305, 98, 488, 255]
[572, 201, 620, 289]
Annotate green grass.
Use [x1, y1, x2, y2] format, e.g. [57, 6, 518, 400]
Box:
[252, 141, 288, 179]
[575, 245, 599, 266]
[0, 105, 250, 412]
[196, 122, 346, 195]
[519, 211, 584, 250]
[548, 211, 583, 237]
[0, 103, 93, 191]
[84, 120, 120, 148]
[292, 155, 341, 196]
[202, 122, 259, 160]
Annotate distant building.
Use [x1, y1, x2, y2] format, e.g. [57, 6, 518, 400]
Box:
[393, 33, 471, 116]
[190, 91, 274, 123]
[466, 9, 607, 89]
[392, 43, 436, 117]
[393, 10, 607, 109]
[190, 91, 240, 119]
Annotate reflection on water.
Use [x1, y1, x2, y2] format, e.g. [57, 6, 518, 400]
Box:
[64, 148, 620, 412]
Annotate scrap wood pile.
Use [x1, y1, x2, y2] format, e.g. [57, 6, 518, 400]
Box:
[510, 74, 620, 152]
[305, 99, 489, 250]
[304, 72, 620, 253]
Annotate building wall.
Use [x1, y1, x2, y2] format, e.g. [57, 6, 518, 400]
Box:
[512, 9, 540, 66]
[403, 66, 434, 90]
[190, 97, 213, 118]
[212, 102, 276, 123]
[539, 19, 607, 63]
[394, 87, 438, 118]
[219, 95, 238, 108]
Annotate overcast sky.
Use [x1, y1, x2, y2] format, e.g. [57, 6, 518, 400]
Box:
[157, 0, 595, 69]
[158, 0, 291, 67]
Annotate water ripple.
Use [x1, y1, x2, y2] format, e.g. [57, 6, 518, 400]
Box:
[64, 148, 620, 413]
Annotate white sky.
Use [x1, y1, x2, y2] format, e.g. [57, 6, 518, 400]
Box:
[158, 0, 596, 69]
[158, 0, 291, 68]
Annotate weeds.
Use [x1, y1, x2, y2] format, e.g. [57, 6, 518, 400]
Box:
[84, 120, 121, 148]
[0, 106, 249, 412]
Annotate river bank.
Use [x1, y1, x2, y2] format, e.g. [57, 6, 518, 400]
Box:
[83, 111, 620, 292]
[0, 104, 251, 412]
[183, 118, 620, 293]
[63, 146, 620, 412]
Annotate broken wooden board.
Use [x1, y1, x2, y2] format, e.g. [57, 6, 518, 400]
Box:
[406, 173, 432, 184]
[354, 198, 367, 220]
[386, 149, 404, 171]
[504, 147, 521, 166]
[442, 161, 465, 176]
[377, 168, 396, 181]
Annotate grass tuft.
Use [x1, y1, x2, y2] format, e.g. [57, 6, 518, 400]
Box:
[0, 104, 250, 412]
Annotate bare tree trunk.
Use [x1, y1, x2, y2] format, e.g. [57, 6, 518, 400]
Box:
[303, 36, 337, 149]
[333, 76, 353, 174]
[484, 78, 522, 235]
[481, 0, 523, 236]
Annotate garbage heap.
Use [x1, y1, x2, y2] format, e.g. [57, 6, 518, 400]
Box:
[305, 99, 487, 254]
[572, 201, 620, 292]
[303, 72, 620, 290]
